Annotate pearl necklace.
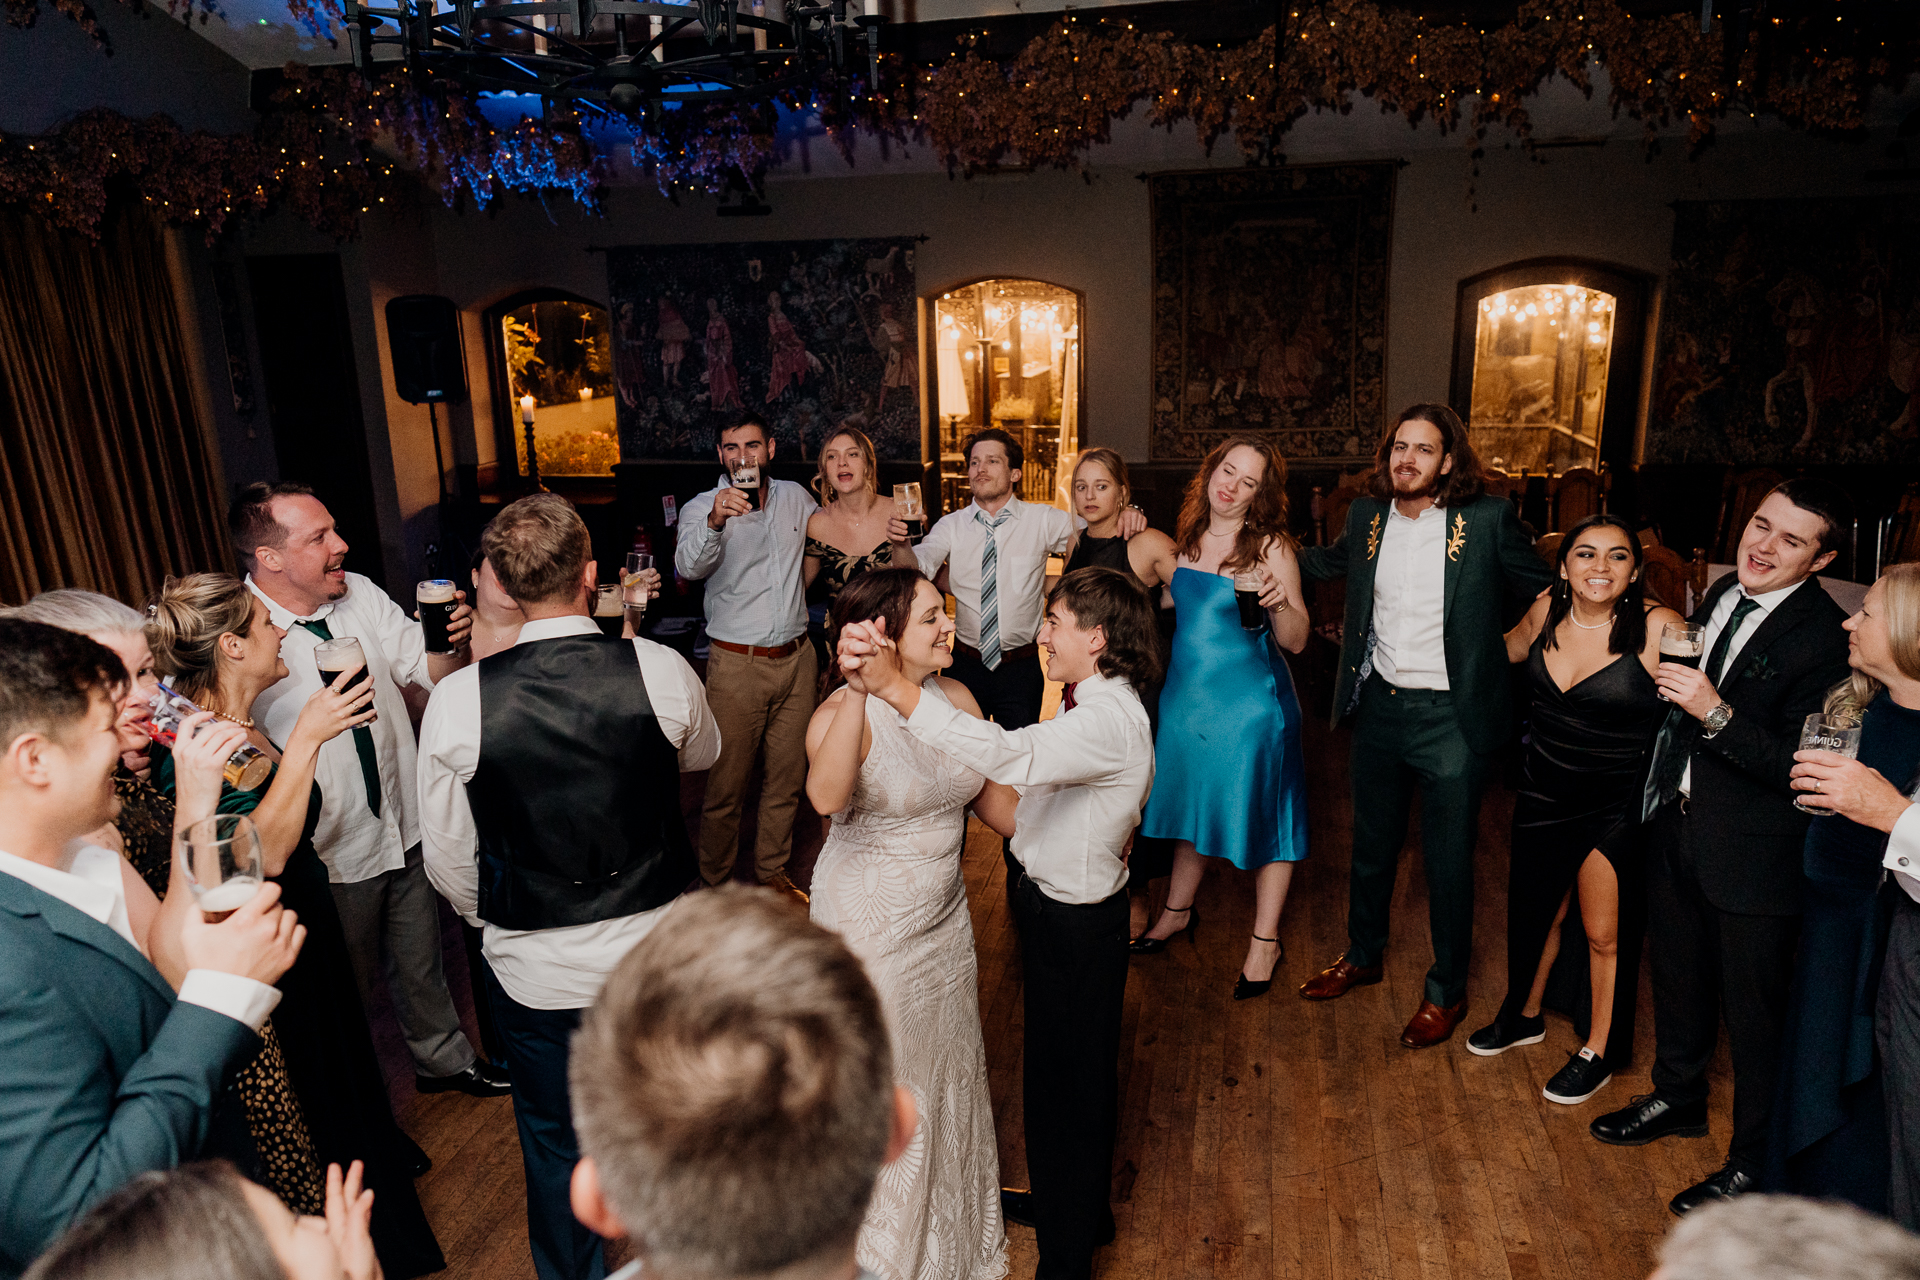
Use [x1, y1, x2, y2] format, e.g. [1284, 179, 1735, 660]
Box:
[1568, 611, 1613, 630]
[210, 707, 256, 728]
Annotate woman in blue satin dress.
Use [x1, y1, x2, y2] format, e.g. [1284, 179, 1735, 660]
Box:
[1132, 436, 1311, 999]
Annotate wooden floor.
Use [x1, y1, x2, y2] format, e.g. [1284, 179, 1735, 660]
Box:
[383, 692, 1734, 1280]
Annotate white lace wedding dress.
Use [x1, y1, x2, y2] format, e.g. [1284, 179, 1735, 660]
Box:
[809, 681, 1008, 1280]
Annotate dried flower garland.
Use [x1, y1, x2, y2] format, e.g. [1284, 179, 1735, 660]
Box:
[3, 0, 1914, 241]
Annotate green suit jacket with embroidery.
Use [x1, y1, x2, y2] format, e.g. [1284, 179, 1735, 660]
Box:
[1298, 493, 1553, 755]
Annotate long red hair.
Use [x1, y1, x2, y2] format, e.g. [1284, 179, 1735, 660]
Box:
[1174, 436, 1292, 574]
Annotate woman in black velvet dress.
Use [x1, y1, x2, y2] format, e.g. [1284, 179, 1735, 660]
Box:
[1767, 564, 1920, 1213]
[1466, 517, 1682, 1106]
[147, 573, 447, 1278]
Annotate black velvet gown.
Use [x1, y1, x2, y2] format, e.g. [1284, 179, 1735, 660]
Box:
[1765, 692, 1920, 1212]
[153, 747, 447, 1277]
[1498, 633, 1665, 1067]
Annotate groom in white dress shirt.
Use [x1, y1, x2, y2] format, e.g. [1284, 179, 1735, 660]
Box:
[840, 566, 1158, 1280]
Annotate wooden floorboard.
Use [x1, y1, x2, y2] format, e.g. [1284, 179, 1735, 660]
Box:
[380, 659, 1731, 1280]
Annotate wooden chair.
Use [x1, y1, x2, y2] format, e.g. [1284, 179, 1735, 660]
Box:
[1550, 466, 1603, 532]
[1641, 543, 1690, 611]
[1715, 468, 1784, 564]
[1534, 531, 1565, 565]
[1482, 466, 1518, 507]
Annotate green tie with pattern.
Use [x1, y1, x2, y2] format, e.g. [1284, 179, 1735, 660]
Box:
[295, 618, 381, 818]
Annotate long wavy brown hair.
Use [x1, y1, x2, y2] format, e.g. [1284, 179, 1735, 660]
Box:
[1365, 403, 1487, 508]
[1174, 435, 1291, 574]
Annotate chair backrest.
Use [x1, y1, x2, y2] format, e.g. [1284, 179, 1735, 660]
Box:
[1551, 466, 1603, 532]
[1715, 468, 1785, 563]
[1641, 544, 1689, 611]
[1320, 474, 1371, 548]
[1534, 531, 1565, 565]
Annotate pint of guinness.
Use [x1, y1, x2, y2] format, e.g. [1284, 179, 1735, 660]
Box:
[1232, 570, 1267, 632]
[418, 578, 459, 654]
[730, 462, 764, 511]
[1657, 622, 1705, 701]
[315, 636, 374, 720]
[894, 482, 925, 542]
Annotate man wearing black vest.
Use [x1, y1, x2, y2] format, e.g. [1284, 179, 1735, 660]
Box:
[419, 494, 721, 1280]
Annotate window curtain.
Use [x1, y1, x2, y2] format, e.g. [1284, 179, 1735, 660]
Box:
[0, 204, 232, 607]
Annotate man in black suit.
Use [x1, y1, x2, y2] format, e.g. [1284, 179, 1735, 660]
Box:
[1590, 479, 1853, 1216]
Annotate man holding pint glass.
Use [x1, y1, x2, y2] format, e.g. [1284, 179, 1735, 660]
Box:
[233, 481, 510, 1099]
[1594, 478, 1852, 1216]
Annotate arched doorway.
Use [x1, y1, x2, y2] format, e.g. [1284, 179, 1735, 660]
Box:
[484, 288, 618, 479]
[928, 278, 1084, 513]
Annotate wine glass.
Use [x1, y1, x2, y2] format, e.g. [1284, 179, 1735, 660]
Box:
[178, 813, 266, 921]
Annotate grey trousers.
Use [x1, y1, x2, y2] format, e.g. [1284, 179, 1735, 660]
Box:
[1880, 891, 1920, 1231]
[329, 843, 476, 1079]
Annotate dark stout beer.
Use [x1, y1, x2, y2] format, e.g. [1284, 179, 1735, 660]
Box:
[418, 579, 459, 654]
[732, 464, 763, 511]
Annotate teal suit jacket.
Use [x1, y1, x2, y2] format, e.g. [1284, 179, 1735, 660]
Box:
[1298, 494, 1552, 755]
[0, 873, 256, 1277]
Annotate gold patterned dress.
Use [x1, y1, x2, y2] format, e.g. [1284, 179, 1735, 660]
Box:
[111, 766, 326, 1214]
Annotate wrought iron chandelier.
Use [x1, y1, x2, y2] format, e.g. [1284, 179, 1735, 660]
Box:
[342, 0, 888, 122]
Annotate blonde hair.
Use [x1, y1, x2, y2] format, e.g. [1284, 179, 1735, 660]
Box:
[1826, 562, 1920, 722]
[570, 887, 893, 1280]
[1071, 447, 1130, 506]
[812, 426, 879, 506]
[146, 573, 256, 704]
[481, 494, 591, 606]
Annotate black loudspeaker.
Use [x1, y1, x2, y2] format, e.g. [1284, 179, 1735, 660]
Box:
[385, 295, 469, 404]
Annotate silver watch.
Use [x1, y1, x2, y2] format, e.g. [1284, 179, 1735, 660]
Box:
[1701, 701, 1734, 738]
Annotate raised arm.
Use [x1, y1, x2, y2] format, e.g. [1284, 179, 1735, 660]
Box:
[1296, 522, 1353, 583]
[938, 677, 1019, 838]
[804, 687, 873, 816]
[1127, 528, 1179, 589]
[247, 677, 377, 876]
[674, 490, 726, 581]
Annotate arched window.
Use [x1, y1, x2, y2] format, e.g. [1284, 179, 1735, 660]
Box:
[1450, 259, 1652, 476]
[930, 278, 1083, 511]
[485, 289, 617, 478]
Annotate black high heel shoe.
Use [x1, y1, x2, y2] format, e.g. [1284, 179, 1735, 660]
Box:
[1232, 934, 1283, 1000]
[1127, 904, 1198, 956]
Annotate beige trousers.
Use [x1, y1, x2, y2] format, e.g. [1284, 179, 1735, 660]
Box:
[698, 641, 817, 884]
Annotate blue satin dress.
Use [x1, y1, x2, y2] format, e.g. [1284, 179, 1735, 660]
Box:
[1140, 567, 1309, 868]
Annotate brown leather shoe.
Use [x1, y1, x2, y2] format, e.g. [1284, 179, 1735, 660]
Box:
[1298, 954, 1384, 1001]
[1400, 998, 1468, 1049]
[760, 870, 810, 908]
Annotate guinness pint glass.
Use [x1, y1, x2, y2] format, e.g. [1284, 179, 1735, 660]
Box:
[730, 462, 764, 511]
[894, 482, 925, 542]
[418, 578, 459, 654]
[1233, 570, 1266, 632]
[1658, 622, 1705, 701]
[314, 636, 373, 720]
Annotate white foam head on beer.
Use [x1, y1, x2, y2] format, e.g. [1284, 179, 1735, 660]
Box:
[195, 879, 261, 913]
[418, 579, 456, 604]
[735, 464, 760, 487]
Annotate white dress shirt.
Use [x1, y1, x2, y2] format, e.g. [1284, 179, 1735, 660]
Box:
[1681, 575, 1811, 796]
[1371, 503, 1450, 690]
[417, 615, 723, 1009]
[0, 844, 280, 1030]
[674, 477, 814, 647]
[914, 497, 1077, 650]
[249, 573, 433, 885]
[903, 670, 1152, 903]
[1885, 803, 1920, 903]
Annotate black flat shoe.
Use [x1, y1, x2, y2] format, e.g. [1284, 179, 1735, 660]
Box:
[1000, 1188, 1036, 1230]
[1669, 1161, 1756, 1216]
[1128, 904, 1197, 956]
[1465, 1012, 1546, 1057]
[1589, 1091, 1707, 1146]
[416, 1058, 513, 1098]
[1232, 934, 1282, 1000]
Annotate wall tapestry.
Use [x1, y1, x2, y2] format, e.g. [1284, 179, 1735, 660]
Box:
[606, 237, 920, 462]
[1148, 164, 1395, 464]
[1649, 199, 1920, 466]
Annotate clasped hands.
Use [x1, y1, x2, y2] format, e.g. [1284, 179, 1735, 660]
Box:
[836, 618, 911, 703]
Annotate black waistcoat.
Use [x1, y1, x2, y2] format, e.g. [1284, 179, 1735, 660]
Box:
[468, 633, 694, 931]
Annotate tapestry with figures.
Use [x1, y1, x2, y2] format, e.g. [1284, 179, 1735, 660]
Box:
[606, 237, 920, 460]
[1148, 164, 1395, 463]
[1648, 199, 1920, 466]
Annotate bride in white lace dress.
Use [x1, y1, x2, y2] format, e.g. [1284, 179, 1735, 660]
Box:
[806, 568, 1014, 1280]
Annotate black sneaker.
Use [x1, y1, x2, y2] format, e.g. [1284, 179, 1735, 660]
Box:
[1542, 1048, 1612, 1105]
[1465, 1012, 1545, 1057]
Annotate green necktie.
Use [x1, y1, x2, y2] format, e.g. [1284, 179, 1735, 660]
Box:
[295, 618, 382, 819]
[1705, 596, 1762, 685]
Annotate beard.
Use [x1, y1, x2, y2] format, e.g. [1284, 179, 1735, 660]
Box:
[1390, 467, 1437, 499]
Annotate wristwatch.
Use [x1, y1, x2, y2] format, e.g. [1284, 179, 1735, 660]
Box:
[1701, 701, 1734, 738]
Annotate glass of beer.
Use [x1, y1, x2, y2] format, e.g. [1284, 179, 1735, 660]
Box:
[623, 552, 653, 630]
[1658, 622, 1705, 701]
[1796, 712, 1864, 815]
[729, 461, 763, 511]
[178, 813, 265, 921]
[417, 579, 459, 654]
[314, 637, 374, 723]
[1232, 570, 1267, 631]
[894, 482, 925, 543]
[145, 684, 272, 791]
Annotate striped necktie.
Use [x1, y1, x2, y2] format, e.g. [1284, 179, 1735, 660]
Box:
[975, 506, 1014, 671]
[294, 618, 382, 818]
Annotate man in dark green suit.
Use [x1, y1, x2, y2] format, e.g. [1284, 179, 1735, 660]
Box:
[1296, 406, 1552, 1047]
[0, 620, 303, 1277]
